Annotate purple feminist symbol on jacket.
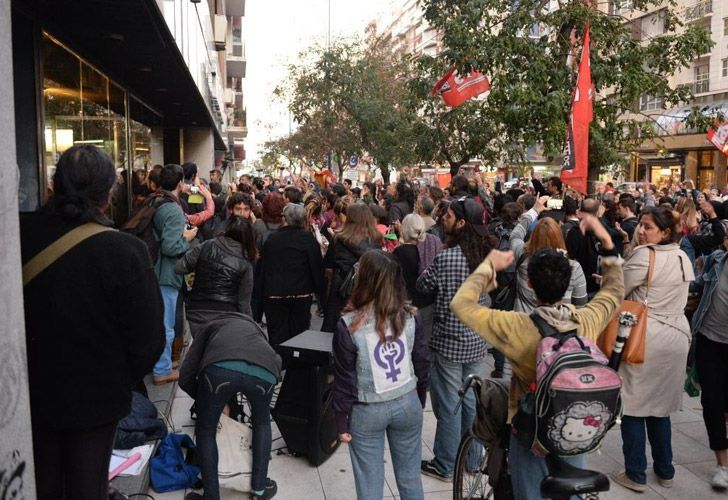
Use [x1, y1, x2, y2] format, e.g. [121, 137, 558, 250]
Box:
[374, 339, 406, 382]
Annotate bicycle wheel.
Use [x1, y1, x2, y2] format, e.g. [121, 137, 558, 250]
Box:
[453, 432, 492, 500]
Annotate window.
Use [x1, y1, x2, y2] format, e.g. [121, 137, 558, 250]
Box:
[724, 17, 728, 36]
[723, 58, 728, 78]
[639, 94, 664, 111]
[695, 64, 710, 93]
[613, 0, 633, 15]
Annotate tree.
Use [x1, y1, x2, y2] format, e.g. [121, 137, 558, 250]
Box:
[276, 36, 418, 184]
[417, 0, 713, 182]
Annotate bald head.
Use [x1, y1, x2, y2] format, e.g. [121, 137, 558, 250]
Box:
[580, 198, 600, 216]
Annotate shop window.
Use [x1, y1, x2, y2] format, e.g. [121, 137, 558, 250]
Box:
[698, 168, 714, 190]
[650, 165, 681, 190]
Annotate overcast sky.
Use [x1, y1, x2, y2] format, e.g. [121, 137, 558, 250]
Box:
[243, 0, 395, 161]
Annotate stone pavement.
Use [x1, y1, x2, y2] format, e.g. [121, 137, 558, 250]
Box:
[148, 311, 723, 500]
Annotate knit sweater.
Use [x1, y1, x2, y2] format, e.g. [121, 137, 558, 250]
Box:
[450, 254, 624, 419]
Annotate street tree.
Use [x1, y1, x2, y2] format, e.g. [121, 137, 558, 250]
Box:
[417, 0, 713, 181]
[277, 36, 417, 184]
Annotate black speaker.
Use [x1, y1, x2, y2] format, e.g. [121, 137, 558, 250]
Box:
[272, 364, 340, 466]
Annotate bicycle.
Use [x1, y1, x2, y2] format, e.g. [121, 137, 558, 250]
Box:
[452, 374, 610, 500]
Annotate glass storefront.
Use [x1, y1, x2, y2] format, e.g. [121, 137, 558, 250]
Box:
[40, 34, 162, 225]
[650, 165, 682, 190]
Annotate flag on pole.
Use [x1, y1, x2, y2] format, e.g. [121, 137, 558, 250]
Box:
[561, 22, 593, 195]
[707, 122, 728, 156]
[431, 66, 490, 108]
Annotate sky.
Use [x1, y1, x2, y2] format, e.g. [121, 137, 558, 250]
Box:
[243, 0, 396, 162]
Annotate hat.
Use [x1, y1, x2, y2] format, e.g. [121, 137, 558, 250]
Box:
[450, 196, 486, 236]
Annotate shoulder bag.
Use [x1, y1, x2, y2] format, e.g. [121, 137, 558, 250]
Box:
[597, 246, 655, 365]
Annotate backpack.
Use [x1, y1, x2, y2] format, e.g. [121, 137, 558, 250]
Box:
[512, 312, 622, 457]
[491, 253, 526, 311]
[121, 194, 176, 263]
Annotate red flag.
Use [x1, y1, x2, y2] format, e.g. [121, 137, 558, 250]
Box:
[707, 122, 728, 156]
[431, 66, 490, 108]
[561, 23, 593, 195]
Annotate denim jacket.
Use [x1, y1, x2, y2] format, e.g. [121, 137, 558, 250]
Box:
[691, 249, 728, 335]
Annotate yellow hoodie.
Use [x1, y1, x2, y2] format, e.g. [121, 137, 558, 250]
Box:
[450, 255, 625, 419]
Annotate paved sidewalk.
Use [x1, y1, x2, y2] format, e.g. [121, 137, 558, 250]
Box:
[150, 311, 722, 500]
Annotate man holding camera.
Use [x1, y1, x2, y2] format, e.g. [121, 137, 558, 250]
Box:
[152, 164, 198, 385]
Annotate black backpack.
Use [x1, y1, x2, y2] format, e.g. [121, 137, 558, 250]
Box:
[121, 193, 177, 263]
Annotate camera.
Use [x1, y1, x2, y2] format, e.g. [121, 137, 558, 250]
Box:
[546, 198, 564, 210]
[189, 186, 199, 194]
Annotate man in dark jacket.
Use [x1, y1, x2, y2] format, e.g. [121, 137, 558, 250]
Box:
[261, 203, 325, 345]
[20, 145, 165, 500]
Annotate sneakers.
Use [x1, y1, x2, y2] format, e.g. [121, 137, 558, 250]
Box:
[153, 369, 179, 385]
[250, 479, 277, 499]
[611, 471, 647, 493]
[657, 476, 674, 488]
[421, 460, 452, 482]
[712, 466, 728, 490]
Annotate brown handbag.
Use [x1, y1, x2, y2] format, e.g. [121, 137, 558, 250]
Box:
[597, 247, 655, 365]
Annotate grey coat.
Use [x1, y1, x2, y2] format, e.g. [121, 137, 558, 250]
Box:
[619, 243, 694, 417]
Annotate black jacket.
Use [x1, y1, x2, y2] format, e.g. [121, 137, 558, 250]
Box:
[175, 236, 254, 315]
[261, 226, 324, 297]
[20, 212, 164, 430]
[179, 312, 282, 398]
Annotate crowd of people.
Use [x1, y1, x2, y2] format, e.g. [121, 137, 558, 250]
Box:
[19, 144, 728, 500]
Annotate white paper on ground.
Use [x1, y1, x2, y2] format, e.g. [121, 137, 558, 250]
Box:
[108, 444, 155, 476]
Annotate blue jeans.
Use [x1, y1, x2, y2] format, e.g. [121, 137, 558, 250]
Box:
[429, 352, 487, 475]
[349, 390, 424, 500]
[620, 415, 674, 484]
[154, 285, 179, 377]
[195, 365, 274, 499]
[509, 434, 584, 500]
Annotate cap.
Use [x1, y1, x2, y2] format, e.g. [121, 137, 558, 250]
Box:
[450, 196, 486, 236]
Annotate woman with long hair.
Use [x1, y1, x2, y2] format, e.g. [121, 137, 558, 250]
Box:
[176, 216, 258, 337]
[322, 203, 383, 332]
[611, 206, 695, 493]
[333, 251, 430, 500]
[509, 215, 588, 313]
[676, 196, 699, 235]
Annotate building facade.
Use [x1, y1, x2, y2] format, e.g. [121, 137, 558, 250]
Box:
[11, 0, 247, 224]
[609, 0, 728, 190]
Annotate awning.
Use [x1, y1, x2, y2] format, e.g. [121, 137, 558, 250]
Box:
[652, 101, 728, 137]
[15, 0, 227, 150]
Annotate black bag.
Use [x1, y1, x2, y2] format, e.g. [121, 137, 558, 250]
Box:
[338, 262, 359, 299]
[121, 193, 176, 263]
[491, 253, 526, 311]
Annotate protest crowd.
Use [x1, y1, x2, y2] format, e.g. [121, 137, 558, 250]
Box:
[20, 144, 728, 500]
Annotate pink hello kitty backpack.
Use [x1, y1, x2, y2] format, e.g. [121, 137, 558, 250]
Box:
[512, 313, 623, 457]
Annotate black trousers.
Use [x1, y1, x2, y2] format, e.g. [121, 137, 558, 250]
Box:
[264, 296, 313, 346]
[33, 421, 118, 500]
[696, 333, 728, 451]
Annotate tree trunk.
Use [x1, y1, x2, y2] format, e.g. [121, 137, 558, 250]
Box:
[380, 164, 390, 185]
[449, 159, 469, 177]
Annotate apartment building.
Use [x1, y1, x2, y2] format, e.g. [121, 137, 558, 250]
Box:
[613, 0, 728, 189]
[10, 0, 247, 222]
[378, 0, 443, 58]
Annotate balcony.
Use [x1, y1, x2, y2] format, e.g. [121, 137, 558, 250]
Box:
[227, 109, 247, 139]
[225, 0, 245, 17]
[684, 0, 712, 21]
[684, 79, 710, 94]
[226, 55, 246, 79]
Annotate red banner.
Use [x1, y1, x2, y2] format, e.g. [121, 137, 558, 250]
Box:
[707, 123, 728, 156]
[431, 67, 490, 108]
[561, 23, 593, 195]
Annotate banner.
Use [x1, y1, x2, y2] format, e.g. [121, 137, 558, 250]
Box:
[431, 66, 490, 108]
[707, 123, 728, 156]
[561, 22, 593, 195]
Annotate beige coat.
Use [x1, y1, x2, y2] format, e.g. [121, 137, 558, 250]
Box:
[619, 243, 694, 417]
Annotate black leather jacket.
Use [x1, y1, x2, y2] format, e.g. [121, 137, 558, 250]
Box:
[176, 236, 254, 314]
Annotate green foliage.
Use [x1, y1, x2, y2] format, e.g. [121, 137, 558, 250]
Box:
[274, 35, 418, 183]
[419, 0, 714, 177]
